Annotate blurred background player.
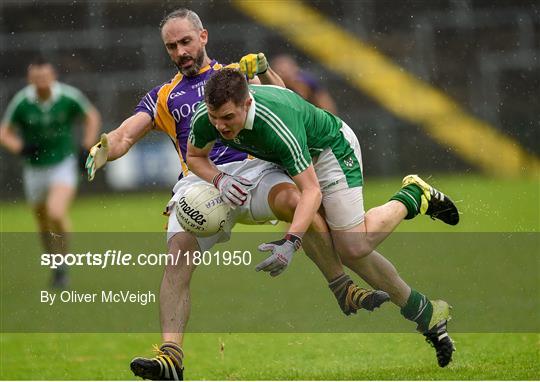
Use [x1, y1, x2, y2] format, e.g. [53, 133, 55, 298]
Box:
[85, 8, 387, 381]
[0, 56, 101, 288]
[271, 53, 338, 114]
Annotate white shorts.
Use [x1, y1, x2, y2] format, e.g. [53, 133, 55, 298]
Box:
[315, 122, 365, 230]
[166, 158, 293, 251]
[23, 155, 78, 205]
[322, 187, 365, 230]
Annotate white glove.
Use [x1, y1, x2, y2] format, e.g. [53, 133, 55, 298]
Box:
[212, 172, 254, 207]
[255, 234, 302, 277]
[86, 133, 109, 181]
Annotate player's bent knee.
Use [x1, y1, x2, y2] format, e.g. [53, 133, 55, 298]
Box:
[268, 183, 299, 222]
[168, 232, 199, 252]
[46, 207, 67, 227]
[337, 241, 374, 265]
[33, 205, 49, 230]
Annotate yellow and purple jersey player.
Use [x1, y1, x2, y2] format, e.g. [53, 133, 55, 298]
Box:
[134, 60, 249, 179]
[84, 8, 386, 381]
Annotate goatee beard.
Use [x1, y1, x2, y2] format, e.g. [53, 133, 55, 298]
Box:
[176, 50, 205, 77]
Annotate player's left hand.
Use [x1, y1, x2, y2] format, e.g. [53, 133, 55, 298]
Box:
[85, 133, 109, 181]
[239, 53, 268, 79]
[255, 234, 302, 277]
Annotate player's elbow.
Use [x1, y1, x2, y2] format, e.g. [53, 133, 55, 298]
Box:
[185, 152, 194, 166]
[185, 152, 199, 171]
[91, 109, 102, 129]
[85, 107, 101, 130]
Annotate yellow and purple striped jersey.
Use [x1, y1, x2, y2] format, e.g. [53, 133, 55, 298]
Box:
[135, 59, 248, 178]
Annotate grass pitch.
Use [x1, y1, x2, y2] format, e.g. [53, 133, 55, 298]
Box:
[1, 174, 539, 380]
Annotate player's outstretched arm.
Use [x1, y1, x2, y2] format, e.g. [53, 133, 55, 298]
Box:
[257, 66, 286, 87]
[85, 112, 152, 181]
[106, 112, 153, 160]
[239, 53, 285, 87]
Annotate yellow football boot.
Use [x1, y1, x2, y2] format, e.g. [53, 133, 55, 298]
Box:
[402, 175, 460, 225]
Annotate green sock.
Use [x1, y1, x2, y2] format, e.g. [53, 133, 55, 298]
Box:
[390, 184, 423, 219]
[401, 289, 433, 332]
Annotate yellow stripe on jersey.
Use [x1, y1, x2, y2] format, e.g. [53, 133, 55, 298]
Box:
[154, 73, 190, 177]
[233, 0, 540, 178]
[224, 63, 240, 70]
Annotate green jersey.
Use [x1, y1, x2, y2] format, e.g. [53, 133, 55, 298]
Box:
[190, 84, 362, 186]
[2, 82, 91, 166]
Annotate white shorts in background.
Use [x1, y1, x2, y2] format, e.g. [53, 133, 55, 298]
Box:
[166, 158, 294, 251]
[23, 155, 78, 205]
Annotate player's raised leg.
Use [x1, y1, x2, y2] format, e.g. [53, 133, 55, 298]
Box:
[395, 174, 459, 225]
[265, 181, 390, 314]
[327, 180, 456, 367]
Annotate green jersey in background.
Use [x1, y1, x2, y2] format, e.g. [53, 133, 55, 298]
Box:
[2, 82, 91, 166]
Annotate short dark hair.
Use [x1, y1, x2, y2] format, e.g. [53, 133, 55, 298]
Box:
[29, 55, 52, 67]
[27, 56, 55, 74]
[159, 8, 203, 31]
[204, 68, 250, 110]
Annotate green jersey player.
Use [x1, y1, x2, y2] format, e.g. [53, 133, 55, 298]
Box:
[187, 68, 460, 368]
[0, 57, 101, 288]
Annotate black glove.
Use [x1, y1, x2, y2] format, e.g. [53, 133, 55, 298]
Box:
[21, 143, 39, 159]
[78, 146, 89, 173]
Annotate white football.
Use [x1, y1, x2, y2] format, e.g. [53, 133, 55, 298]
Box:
[174, 183, 231, 237]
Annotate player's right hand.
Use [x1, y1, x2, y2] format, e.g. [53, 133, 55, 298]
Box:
[212, 172, 254, 207]
[85, 133, 109, 181]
